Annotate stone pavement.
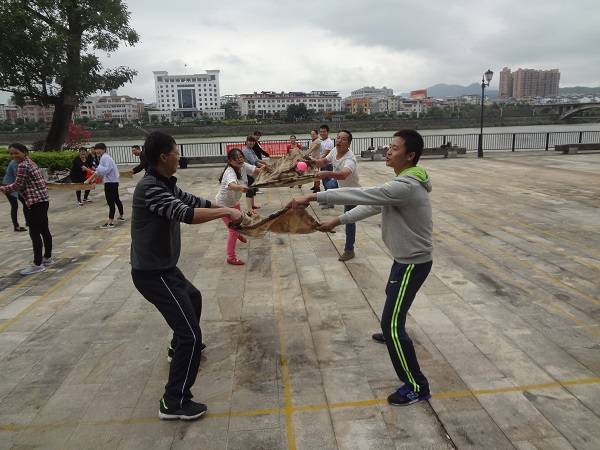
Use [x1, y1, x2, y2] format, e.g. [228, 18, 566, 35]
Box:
[0, 151, 599, 450]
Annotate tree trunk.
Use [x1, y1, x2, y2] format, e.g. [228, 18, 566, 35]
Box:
[44, 99, 74, 150]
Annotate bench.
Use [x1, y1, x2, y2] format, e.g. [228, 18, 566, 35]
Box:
[360, 147, 388, 160]
[360, 145, 466, 160]
[424, 145, 467, 158]
[555, 143, 600, 154]
[179, 155, 227, 168]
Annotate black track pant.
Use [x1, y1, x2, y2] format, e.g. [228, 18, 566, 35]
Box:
[104, 182, 123, 220]
[381, 260, 432, 394]
[75, 190, 90, 203]
[5, 194, 26, 229]
[23, 201, 52, 266]
[132, 267, 203, 407]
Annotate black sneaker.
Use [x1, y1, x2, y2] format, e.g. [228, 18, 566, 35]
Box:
[387, 388, 431, 406]
[372, 333, 386, 344]
[159, 398, 207, 421]
[167, 343, 206, 363]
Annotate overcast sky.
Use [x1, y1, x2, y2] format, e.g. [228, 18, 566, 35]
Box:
[2, 0, 599, 104]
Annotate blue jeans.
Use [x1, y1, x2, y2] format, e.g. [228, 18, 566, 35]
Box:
[322, 164, 334, 189]
[323, 178, 356, 251]
[343, 205, 356, 251]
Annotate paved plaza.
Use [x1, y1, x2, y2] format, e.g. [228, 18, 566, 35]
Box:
[0, 152, 599, 449]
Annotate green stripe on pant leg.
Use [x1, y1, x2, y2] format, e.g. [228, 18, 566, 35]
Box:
[390, 264, 419, 392]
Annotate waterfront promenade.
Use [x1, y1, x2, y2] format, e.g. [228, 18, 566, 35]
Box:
[0, 152, 599, 449]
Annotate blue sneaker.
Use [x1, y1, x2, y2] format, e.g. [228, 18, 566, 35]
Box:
[387, 388, 431, 406]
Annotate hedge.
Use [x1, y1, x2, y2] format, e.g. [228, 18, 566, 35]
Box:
[0, 149, 77, 178]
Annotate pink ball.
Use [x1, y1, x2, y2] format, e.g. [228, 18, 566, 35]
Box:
[296, 161, 308, 172]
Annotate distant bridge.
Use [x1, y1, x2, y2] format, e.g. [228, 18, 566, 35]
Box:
[528, 102, 600, 120]
[559, 103, 600, 120]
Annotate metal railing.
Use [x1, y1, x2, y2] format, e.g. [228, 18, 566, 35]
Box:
[108, 130, 600, 163]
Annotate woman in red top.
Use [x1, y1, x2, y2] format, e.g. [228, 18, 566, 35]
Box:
[285, 135, 302, 155]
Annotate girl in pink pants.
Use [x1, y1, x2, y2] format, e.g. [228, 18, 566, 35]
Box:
[215, 148, 260, 265]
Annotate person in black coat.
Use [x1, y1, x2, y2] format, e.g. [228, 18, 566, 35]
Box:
[71, 148, 93, 206]
[131, 145, 148, 174]
[252, 130, 270, 160]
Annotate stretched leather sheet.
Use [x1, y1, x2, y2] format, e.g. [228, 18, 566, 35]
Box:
[232, 207, 319, 237]
[252, 148, 318, 188]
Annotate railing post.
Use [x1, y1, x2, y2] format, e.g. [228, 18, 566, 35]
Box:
[180, 143, 185, 157]
[219, 142, 223, 155]
[443, 135, 446, 145]
[579, 131, 583, 143]
[370, 137, 374, 148]
[545, 133, 549, 151]
[512, 133, 516, 152]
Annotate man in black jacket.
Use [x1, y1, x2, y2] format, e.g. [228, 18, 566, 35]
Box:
[131, 145, 148, 174]
[130, 132, 242, 421]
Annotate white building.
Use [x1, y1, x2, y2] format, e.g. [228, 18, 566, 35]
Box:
[0, 104, 18, 122]
[153, 70, 224, 120]
[76, 91, 144, 122]
[238, 91, 341, 117]
[350, 86, 394, 100]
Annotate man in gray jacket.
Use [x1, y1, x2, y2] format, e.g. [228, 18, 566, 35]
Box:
[289, 129, 433, 406]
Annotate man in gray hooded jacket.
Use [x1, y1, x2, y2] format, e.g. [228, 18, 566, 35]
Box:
[289, 129, 433, 407]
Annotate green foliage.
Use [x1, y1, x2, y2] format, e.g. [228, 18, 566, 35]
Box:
[286, 104, 312, 122]
[0, 150, 75, 178]
[0, 0, 139, 149]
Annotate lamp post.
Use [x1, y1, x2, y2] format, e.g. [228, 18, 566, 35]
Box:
[478, 69, 494, 158]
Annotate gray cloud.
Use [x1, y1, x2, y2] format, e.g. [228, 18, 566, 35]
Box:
[1, 0, 598, 105]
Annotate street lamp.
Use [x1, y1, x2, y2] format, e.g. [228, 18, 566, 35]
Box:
[478, 69, 493, 158]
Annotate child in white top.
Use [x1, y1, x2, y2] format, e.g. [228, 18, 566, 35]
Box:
[215, 148, 260, 265]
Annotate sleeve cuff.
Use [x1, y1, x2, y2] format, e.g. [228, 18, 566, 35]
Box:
[183, 207, 194, 224]
[316, 192, 328, 203]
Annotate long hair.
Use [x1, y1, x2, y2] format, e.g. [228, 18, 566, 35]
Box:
[219, 148, 244, 183]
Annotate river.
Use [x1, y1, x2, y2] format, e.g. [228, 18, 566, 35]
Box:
[98, 122, 600, 146]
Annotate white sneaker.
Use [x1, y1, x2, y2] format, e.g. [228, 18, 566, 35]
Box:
[20, 264, 46, 276]
[42, 257, 55, 266]
[117, 216, 126, 222]
[77, 202, 84, 207]
[84, 198, 93, 203]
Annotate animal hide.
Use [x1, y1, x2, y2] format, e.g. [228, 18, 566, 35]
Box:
[252, 148, 317, 188]
[232, 207, 319, 237]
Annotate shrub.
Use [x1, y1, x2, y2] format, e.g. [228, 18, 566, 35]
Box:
[0, 149, 76, 178]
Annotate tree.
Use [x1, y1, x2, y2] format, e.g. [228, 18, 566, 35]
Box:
[64, 122, 92, 149]
[0, 1, 139, 150]
[223, 102, 240, 120]
[286, 103, 311, 122]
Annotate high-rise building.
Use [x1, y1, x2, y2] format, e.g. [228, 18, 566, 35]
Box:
[500, 68, 560, 98]
[153, 70, 224, 119]
[499, 67, 513, 99]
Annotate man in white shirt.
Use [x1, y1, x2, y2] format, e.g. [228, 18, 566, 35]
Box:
[311, 124, 335, 193]
[311, 129, 360, 261]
